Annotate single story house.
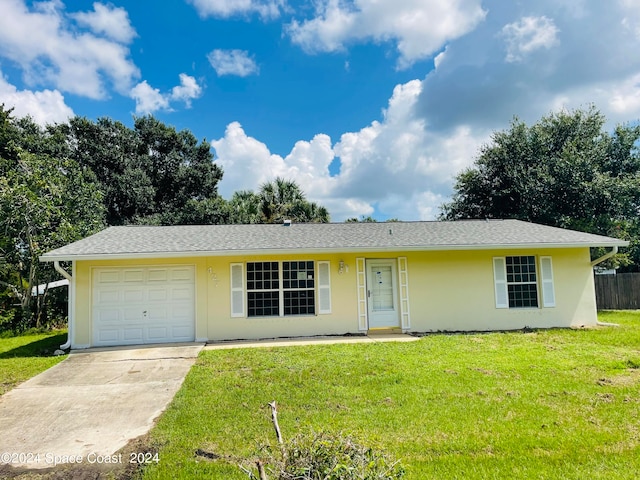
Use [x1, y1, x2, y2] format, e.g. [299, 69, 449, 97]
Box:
[40, 219, 628, 349]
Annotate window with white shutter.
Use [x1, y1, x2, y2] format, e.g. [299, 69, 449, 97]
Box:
[230, 263, 245, 317]
[493, 257, 509, 309]
[317, 261, 331, 314]
[539, 256, 556, 307]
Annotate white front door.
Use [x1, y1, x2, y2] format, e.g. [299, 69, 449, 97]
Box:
[366, 259, 400, 329]
[92, 266, 195, 347]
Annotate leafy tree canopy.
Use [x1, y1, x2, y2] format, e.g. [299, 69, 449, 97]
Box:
[0, 107, 105, 329]
[441, 106, 640, 269]
[60, 115, 224, 226]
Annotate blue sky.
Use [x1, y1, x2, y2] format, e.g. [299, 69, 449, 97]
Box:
[1, 0, 640, 221]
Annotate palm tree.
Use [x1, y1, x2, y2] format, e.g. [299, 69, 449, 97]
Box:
[257, 177, 330, 223]
[289, 201, 330, 223]
[259, 177, 305, 223]
[228, 190, 261, 224]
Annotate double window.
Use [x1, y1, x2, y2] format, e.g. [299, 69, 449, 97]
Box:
[246, 261, 315, 317]
[231, 261, 331, 318]
[493, 255, 555, 309]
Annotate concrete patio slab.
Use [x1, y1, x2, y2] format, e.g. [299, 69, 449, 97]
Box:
[0, 343, 203, 470]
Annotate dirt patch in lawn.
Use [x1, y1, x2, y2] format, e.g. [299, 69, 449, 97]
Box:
[0, 434, 155, 480]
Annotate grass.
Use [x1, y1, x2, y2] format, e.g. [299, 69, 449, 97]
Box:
[141, 311, 640, 480]
[0, 330, 67, 396]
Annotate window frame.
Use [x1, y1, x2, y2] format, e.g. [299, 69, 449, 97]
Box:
[504, 255, 540, 309]
[246, 261, 281, 318]
[282, 260, 316, 316]
[245, 260, 318, 318]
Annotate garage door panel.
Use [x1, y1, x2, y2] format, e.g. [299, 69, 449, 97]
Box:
[96, 329, 120, 343]
[148, 327, 169, 340]
[123, 270, 145, 282]
[171, 287, 193, 301]
[124, 289, 145, 303]
[171, 307, 193, 319]
[95, 309, 121, 323]
[170, 268, 194, 282]
[92, 266, 195, 347]
[148, 308, 168, 321]
[171, 326, 193, 339]
[97, 271, 120, 283]
[123, 308, 144, 322]
[148, 269, 168, 282]
[95, 289, 120, 304]
[123, 328, 144, 341]
[148, 288, 168, 301]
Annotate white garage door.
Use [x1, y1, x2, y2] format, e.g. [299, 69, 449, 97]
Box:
[92, 266, 195, 347]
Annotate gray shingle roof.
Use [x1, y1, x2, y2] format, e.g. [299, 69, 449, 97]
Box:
[39, 220, 628, 261]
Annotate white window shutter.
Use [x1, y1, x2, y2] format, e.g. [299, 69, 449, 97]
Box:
[493, 257, 509, 309]
[539, 256, 556, 307]
[397, 257, 410, 329]
[356, 258, 367, 331]
[317, 261, 331, 314]
[230, 263, 245, 317]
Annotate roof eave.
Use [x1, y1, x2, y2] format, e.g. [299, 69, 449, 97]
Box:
[39, 240, 629, 262]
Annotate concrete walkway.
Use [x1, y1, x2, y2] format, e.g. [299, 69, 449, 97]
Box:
[205, 333, 419, 350]
[0, 343, 203, 469]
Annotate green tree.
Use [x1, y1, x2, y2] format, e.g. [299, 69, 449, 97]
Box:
[64, 115, 225, 226]
[259, 177, 306, 223]
[134, 115, 223, 224]
[227, 190, 262, 224]
[0, 149, 105, 329]
[256, 177, 330, 224]
[441, 106, 640, 268]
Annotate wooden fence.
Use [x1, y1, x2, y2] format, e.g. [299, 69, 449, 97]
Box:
[594, 272, 640, 310]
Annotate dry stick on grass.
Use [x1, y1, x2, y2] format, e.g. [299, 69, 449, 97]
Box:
[256, 460, 268, 480]
[249, 401, 283, 480]
[268, 401, 283, 445]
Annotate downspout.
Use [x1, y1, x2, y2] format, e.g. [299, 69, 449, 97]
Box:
[591, 246, 620, 327]
[54, 261, 74, 349]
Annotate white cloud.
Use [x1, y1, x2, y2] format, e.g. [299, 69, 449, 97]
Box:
[417, 0, 640, 132]
[287, 0, 487, 68]
[501, 16, 560, 63]
[211, 1, 640, 221]
[170, 74, 203, 107]
[0, 71, 74, 125]
[331, 80, 483, 218]
[71, 2, 137, 43]
[131, 74, 202, 114]
[212, 122, 292, 193]
[213, 79, 484, 220]
[188, 0, 282, 19]
[207, 49, 259, 77]
[433, 48, 447, 69]
[0, 0, 139, 99]
[130, 81, 170, 114]
[608, 73, 640, 115]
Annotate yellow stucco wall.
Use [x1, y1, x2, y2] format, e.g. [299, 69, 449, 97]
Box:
[404, 247, 596, 332]
[72, 247, 596, 346]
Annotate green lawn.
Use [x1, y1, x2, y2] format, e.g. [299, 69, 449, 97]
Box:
[0, 330, 67, 396]
[142, 311, 640, 480]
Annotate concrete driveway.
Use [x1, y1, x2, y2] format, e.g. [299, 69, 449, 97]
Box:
[0, 343, 203, 470]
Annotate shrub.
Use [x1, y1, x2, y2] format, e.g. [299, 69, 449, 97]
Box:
[272, 431, 405, 480]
